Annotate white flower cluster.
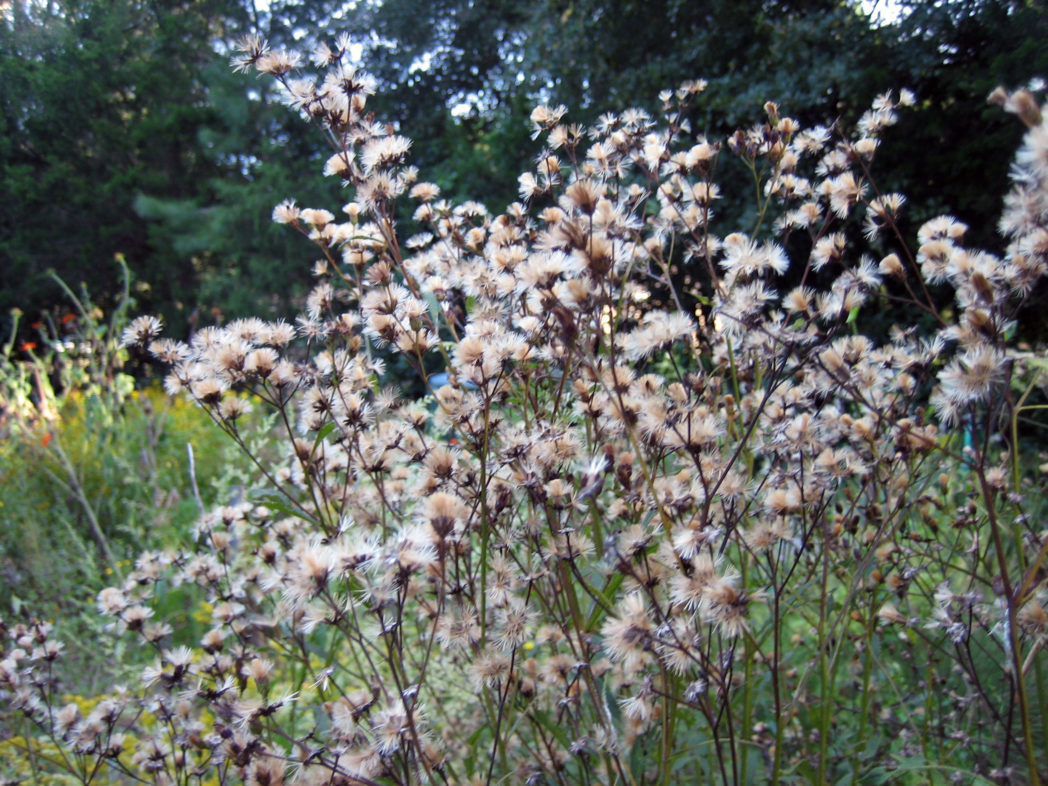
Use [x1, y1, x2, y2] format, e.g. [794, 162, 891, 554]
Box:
[7, 37, 1046, 786]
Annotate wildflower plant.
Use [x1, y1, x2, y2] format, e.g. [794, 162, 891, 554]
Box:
[3, 35, 1048, 785]
[0, 262, 238, 708]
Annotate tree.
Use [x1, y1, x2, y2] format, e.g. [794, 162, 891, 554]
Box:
[0, 0, 237, 337]
[5, 0, 1046, 343]
[132, 57, 345, 327]
[876, 0, 1048, 253]
[315, 0, 897, 216]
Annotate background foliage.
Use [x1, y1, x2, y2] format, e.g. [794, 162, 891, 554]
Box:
[3, 0, 1048, 345]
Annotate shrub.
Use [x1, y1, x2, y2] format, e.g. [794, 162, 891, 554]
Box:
[2, 38, 1047, 785]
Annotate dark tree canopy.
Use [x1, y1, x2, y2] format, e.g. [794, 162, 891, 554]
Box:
[1, 0, 231, 331]
[0, 0, 342, 337]
[2, 0, 1047, 342]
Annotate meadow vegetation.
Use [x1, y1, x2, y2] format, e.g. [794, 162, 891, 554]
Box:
[0, 263, 246, 692]
[2, 33, 1048, 786]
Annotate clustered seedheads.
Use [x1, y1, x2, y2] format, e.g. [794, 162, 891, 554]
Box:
[3, 34, 1048, 785]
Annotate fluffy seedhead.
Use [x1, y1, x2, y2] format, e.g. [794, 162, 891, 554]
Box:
[5, 37, 1048, 786]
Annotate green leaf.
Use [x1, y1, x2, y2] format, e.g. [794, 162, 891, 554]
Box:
[313, 421, 338, 445]
[250, 492, 305, 522]
[423, 290, 443, 324]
